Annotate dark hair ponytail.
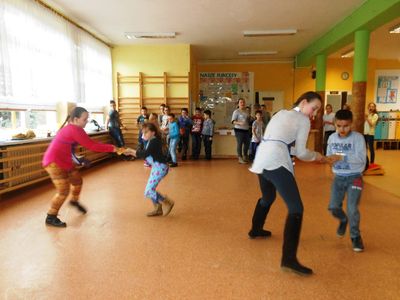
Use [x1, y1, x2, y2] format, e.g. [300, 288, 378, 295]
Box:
[142, 122, 161, 139]
[293, 91, 322, 107]
[59, 106, 88, 131]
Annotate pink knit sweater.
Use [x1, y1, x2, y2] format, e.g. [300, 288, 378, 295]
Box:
[43, 124, 114, 170]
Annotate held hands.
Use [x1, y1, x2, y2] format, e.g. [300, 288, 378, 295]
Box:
[325, 154, 344, 164]
[115, 147, 136, 156]
[123, 148, 136, 157]
[315, 152, 344, 164]
[314, 152, 326, 163]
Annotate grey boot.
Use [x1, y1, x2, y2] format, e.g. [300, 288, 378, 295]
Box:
[161, 198, 175, 216]
[146, 203, 163, 217]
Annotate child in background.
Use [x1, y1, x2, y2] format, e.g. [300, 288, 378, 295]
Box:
[137, 106, 149, 147]
[191, 107, 204, 160]
[323, 104, 335, 155]
[202, 110, 214, 160]
[168, 113, 180, 167]
[106, 100, 125, 148]
[250, 110, 264, 161]
[149, 112, 159, 127]
[127, 123, 174, 217]
[363, 102, 379, 167]
[327, 109, 366, 252]
[143, 113, 159, 168]
[158, 104, 166, 125]
[178, 108, 193, 160]
[161, 105, 170, 133]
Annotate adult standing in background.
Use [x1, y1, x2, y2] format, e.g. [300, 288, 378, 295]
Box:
[364, 102, 379, 166]
[323, 104, 336, 155]
[261, 104, 271, 128]
[231, 98, 250, 164]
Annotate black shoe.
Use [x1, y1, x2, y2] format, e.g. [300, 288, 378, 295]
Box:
[337, 218, 348, 237]
[45, 214, 67, 227]
[182, 155, 187, 161]
[69, 201, 87, 214]
[281, 260, 313, 276]
[248, 229, 271, 239]
[169, 162, 178, 167]
[352, 236, 364, 252]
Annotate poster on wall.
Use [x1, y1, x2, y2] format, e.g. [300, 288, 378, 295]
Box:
[376, 74, 399, 104]
[198, 72, 254, 128]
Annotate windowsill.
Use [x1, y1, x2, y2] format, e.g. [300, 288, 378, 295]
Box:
[0, 130, 109, 147]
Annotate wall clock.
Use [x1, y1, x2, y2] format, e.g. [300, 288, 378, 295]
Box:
[341, 72, 349, 80]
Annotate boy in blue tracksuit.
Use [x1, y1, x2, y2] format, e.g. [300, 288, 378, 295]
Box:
[327, 109, 366, 252]
[168, 113, 180, 167]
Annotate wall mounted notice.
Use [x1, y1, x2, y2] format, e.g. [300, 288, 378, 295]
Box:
[376, 73, 399, 104]
[199, 72, 254, 128]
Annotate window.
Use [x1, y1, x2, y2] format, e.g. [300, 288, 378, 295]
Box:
[0, 110, 57, 141]
[0, 0, 112, 111]
[86, 112, 105, 132]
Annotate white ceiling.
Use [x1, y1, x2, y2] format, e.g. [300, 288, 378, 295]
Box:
[43, 0, 398, 62]
[332, 17, 400, 60]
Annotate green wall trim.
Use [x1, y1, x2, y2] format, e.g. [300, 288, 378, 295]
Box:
[296, 0, 400, 67]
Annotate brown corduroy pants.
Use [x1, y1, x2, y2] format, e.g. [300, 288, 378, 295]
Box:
[45, 163, 82, 215]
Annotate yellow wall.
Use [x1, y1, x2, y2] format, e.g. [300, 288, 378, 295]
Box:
[197, 58, 400, 109]
[112, 44, 191, 100]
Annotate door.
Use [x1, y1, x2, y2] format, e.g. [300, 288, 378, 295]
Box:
[256, 91, 284, 115]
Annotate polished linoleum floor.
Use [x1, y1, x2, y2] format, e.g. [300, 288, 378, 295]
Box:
[0, 152, 399, 299]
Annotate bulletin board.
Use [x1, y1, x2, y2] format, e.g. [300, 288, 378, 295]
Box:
[375, 70, 400, 107]
[198, 72, 254, 128]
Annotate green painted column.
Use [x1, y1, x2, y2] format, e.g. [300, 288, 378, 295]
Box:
[315, 54, 327, 92]
[353, 30, 370, 82]
[352, 30, 370, 133]
[314, 54, 326, 153]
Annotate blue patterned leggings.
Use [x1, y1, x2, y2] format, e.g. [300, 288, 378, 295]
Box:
[144, 160, 169, 204]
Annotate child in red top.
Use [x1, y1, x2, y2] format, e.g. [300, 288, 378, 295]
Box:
[42, 107, 131, 227]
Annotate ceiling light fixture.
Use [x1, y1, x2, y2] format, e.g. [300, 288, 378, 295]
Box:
[243, 29, 297, 37]
[341, 49, 354, 58]
[125, 32, 176, 39]
[238, 51, 278, 56]
[389, 24, 400, 34]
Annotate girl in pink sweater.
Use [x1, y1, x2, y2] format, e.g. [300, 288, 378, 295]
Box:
[43, 107, 128, 227]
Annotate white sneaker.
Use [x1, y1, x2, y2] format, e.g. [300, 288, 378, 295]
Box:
[238, 157, 246, 164]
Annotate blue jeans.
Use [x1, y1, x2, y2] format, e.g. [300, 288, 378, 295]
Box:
[169, 138, 179, 163]
[328, 174, 363, 238]
[364, 134, 375, 163]
[109, 127, 125, 147]
[250, 142, 260, 160]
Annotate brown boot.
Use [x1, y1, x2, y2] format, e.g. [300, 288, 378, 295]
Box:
[146, 203, 163, 217]
[161, 198, 175, 216]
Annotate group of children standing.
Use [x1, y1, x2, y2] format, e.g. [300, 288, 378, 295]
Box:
[136, 104, 215, 166]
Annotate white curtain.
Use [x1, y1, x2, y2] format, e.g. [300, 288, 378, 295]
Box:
[0, 0, 112, 110]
